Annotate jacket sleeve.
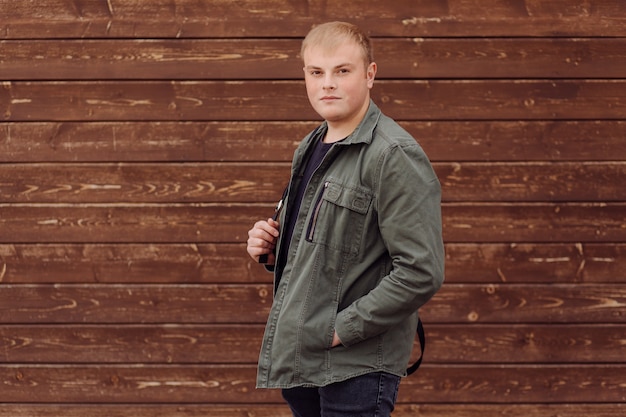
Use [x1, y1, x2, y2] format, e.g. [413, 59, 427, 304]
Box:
[335, 142, 445, 347]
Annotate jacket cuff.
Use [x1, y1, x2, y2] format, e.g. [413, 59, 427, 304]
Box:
[334, 310, 361, 347]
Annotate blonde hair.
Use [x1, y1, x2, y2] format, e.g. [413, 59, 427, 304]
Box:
[301, 21, 373, 68]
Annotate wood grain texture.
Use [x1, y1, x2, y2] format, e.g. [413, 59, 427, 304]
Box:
[4, 80, 625, 122]
[2, 0, 625, 38]
[0, 404, 624, 417]
[0, 404, 296, 417]
[0, 284, 624, 324]
[0, 284, 273, 325]
[0, 162, 623, 203]
[399, 365, 626, 403]
[1, 203, 624, 243]
[1, 243, 623, 284]
[0, 364, 624, 403]
[442, 243, 626, 284]
[1, 0, 624, 413]
[1, 324, 623, 364]
[2, 38, 625, 80]
[2, 121, 625, 162]
[0, 163, 292, 203]
[1, 404, 625, 417]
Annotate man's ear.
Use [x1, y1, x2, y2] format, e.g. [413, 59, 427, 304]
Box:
[367, 62, 377, 87]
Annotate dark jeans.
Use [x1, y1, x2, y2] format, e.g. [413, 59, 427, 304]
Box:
[281, 372, 401, 417]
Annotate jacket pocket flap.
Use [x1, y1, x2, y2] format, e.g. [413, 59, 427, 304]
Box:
[323, 182, 372, 214]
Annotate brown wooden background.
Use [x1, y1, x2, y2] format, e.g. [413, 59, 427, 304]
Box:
[1, 1, 625, 416]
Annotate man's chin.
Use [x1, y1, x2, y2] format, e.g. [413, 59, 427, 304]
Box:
[314, 108, 344, 122]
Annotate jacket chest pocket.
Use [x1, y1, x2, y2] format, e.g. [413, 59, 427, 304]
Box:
[306, 181, 373, 256]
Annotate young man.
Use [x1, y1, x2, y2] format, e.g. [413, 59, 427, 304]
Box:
[246, 21, 444, 417]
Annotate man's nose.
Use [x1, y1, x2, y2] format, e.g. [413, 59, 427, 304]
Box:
[323, 74, 336, 89]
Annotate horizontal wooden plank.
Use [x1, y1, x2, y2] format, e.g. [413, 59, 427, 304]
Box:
[0, 364, 279, 404]
[1, 404, 624, 417]
[1, 324, 623, 364]
[0, 405, 292, 417]
[0, 203, 624, 243]
[0, 364, 624, 403]
[2, 38, 625, 80]
[399, 404, 626, 417]
[427, 324, 626, 364]
[0, 163, 291, 203]
[436, 162, 626, 202]
[1, 162, 623, 203]
[0, 243, 623, 285]
[378, 38, 626, 79]
[0, 284, 624, 324]
[443, 243, 626, 284]
[2, 121, 625, 163]
[4, 80, 625, 121]
[0, 243, 264, 284]
[0, 204, 259, 244]
[400, 365, 626, 404]
[0, 284, 272, 325]
[0, 121, 311, 163]
[0, 39, 300, 81]
[2, 0, 625, 38]
[0, 324, 265, 364]
[442, 203, 626, 243]
[425, 284, 626, 324]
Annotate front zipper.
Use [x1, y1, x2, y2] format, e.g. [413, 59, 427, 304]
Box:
[307, 181, 329, 241]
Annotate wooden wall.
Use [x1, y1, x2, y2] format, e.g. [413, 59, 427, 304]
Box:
[1, 1, 625, 415]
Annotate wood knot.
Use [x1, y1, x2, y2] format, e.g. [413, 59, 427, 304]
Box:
[523, 332, 535, 344]
[467, 311, 479, 322]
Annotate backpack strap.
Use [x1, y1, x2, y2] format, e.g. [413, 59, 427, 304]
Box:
[406, 318, 426, 376]
[258, 186, 289, 264]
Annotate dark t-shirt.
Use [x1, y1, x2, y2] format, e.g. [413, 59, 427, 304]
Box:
[282, 137, 334, 256]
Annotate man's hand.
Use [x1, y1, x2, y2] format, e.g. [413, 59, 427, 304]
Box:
[247, 218, 280, 265]
[331, 330, 343, 347]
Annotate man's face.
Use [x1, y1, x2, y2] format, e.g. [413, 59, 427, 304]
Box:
[303, 39, 376, 126]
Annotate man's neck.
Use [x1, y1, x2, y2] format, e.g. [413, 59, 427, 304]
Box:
[323, 129, 351, 143]
[323, 118, 361, 143]
[322, 99, 370, 143]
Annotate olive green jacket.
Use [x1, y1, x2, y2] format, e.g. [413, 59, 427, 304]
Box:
[257, 101, 444, 388]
